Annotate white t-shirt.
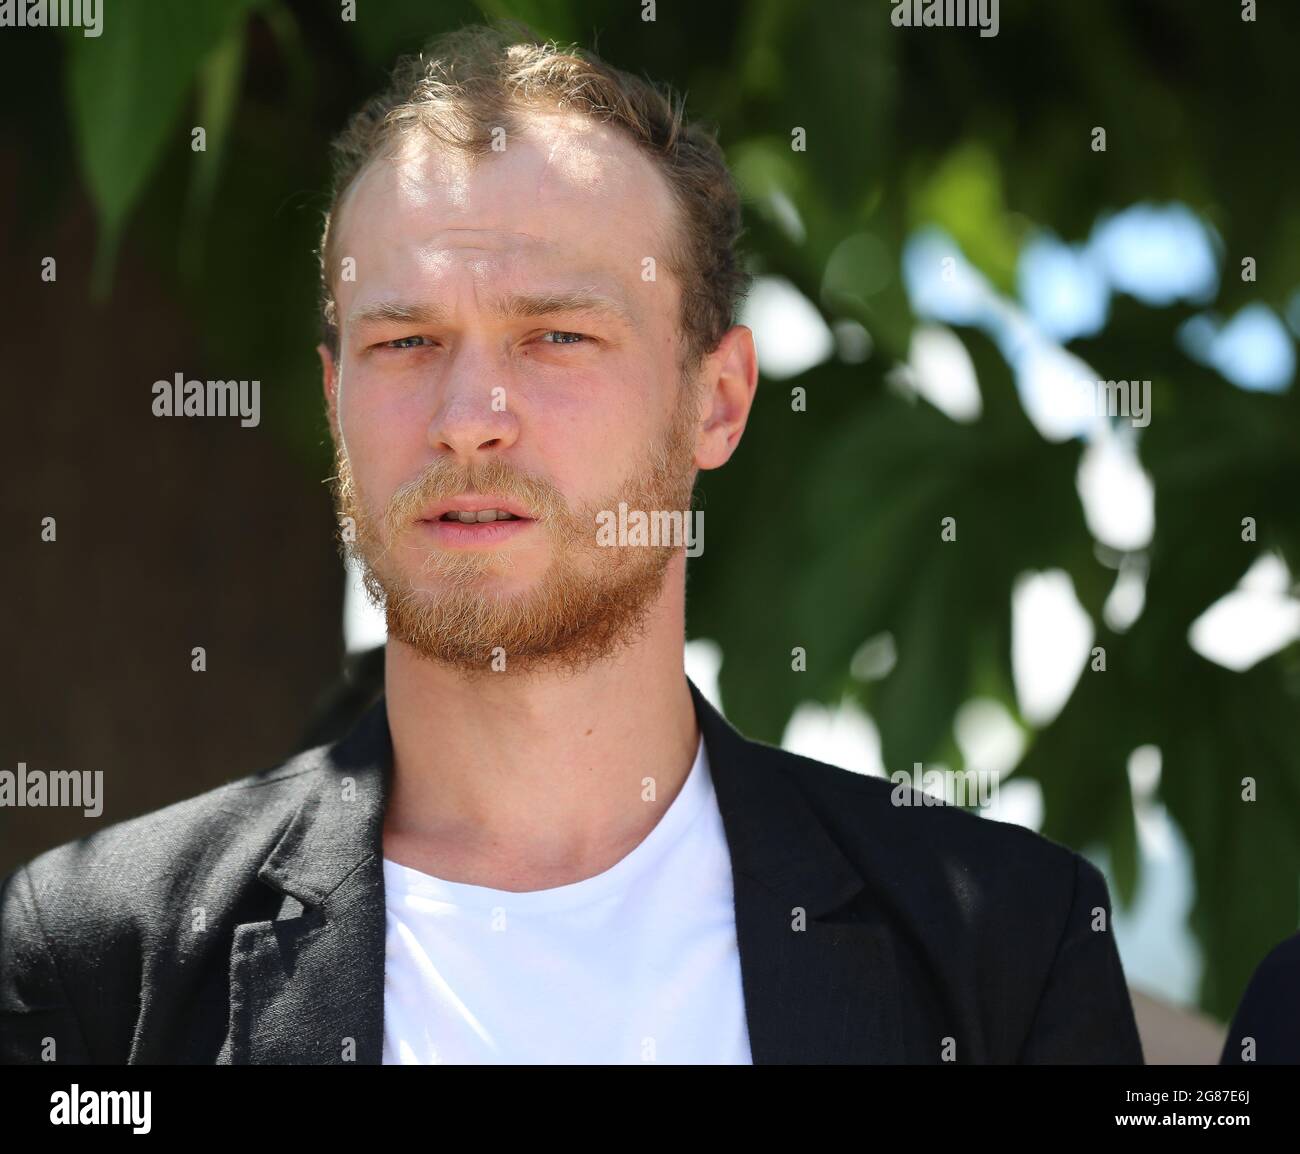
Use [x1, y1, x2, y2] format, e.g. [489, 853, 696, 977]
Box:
[381, 736, 753, 1064]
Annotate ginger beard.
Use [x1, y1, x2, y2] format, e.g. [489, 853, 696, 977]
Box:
[331, 381, 702, 678]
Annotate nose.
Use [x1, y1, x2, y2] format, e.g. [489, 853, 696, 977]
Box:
[426, 342, 520, 463]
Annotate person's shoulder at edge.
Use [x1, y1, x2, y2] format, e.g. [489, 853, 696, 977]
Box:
[736, 733, 1146, 1063]
[1219, 930, 1300, 1065]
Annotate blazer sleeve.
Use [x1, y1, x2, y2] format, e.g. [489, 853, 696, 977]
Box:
[0, 863, 92, 1064]
[1016, 853, 1145, 1064]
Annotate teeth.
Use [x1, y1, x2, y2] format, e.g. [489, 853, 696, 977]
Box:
[441, 509, 519, 523]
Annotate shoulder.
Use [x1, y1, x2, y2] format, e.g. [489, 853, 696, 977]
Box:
[1240, 930, 1300, 984]
[0, 742, 334, 955]
[761, 739, 1086, 871]
[747, 737, 1104, 930]
[745, 739, 1136, 1058]
[1233, 930, 1300, 1021]
[1222, 931, 1300, 1063]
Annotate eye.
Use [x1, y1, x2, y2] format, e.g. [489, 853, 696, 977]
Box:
[539, 330, 588, 345]
[379, 336, 433, 350]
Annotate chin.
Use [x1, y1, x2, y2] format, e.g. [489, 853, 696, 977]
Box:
[405, 558, 547, 598]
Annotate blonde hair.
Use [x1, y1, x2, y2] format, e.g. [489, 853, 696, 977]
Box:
[317, 20, 751, 373]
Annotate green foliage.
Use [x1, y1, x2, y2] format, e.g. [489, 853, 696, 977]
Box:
[64, 0, 267, 288]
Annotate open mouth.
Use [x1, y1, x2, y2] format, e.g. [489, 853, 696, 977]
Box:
[436, 509, 524, 523]
[416, 506, 537, 548]
[415, 495, 538, 546]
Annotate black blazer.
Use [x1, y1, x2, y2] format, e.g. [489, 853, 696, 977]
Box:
[0, 678, 1144, 1064]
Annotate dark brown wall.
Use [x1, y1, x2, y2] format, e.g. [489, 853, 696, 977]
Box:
[0, 150, 346, 874]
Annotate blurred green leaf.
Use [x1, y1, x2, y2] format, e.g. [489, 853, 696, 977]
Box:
[181, 21, 247, 277]
[65, 0, 264, 291]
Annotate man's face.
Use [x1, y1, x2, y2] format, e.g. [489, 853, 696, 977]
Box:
[323, 111, 703, 675]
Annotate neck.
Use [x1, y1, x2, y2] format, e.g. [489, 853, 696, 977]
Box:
[381, 554, 700, 890]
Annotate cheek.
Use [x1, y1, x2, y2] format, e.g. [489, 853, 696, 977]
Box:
[529, 384, 645, 499]
[337, 389, 425, 500]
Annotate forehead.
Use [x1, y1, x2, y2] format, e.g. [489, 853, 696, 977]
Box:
[332, 110, 680, 304]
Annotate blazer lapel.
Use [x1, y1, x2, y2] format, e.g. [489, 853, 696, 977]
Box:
[691, 680, 906, 1063]
[225, 699, 392, 1064]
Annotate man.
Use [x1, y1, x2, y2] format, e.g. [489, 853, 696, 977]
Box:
[0, 23, 1143, 1065]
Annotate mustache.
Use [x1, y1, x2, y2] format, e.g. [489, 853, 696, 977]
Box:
[382, 455, 570, 541]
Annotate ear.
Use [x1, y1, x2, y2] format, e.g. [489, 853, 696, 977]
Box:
[318, 342, 339, 432]
[695, 324, 758, 471]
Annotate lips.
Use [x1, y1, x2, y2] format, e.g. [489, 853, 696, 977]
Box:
[415, 507, 537, 548]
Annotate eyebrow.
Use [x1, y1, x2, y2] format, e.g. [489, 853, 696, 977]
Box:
[348, 289, 635, 331]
